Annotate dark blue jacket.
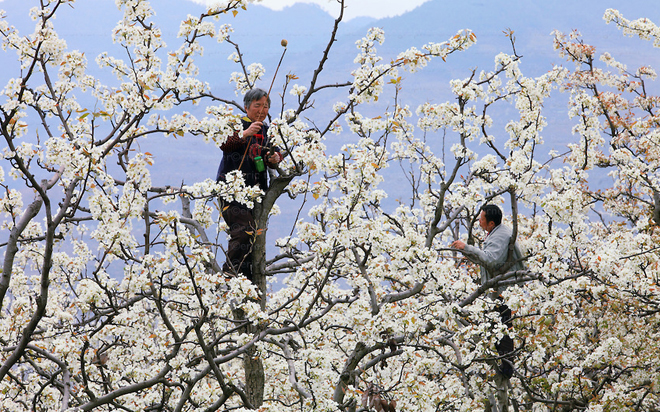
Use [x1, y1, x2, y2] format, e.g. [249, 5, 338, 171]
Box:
[216, 117, 278, 191]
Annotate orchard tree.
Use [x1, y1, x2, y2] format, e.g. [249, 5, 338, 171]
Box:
[1, 0, 659, 411]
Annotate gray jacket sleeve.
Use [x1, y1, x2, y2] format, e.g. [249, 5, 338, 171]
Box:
[464, 226, 510, 269]
[461, 225, 524, 287]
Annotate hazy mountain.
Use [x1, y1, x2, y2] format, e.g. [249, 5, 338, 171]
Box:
[1, 0, 657, 187]
[2, 0, 657, 266]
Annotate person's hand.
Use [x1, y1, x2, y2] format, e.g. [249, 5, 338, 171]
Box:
[267, 151, 282, 165]
[243, 121, 263, 139]
[451, 240, 466, 250]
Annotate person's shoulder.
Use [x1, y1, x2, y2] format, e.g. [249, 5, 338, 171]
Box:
[490, 224, 512, 239]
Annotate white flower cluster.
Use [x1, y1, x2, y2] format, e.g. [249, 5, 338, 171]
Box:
[0, 188, 23, 222]
[268, 115, 326, 175]
[604, 8, 660, 48]
[229, 63, 265, 96]
[417, 100, 485, 139]
[350, 28, 390, 104]
[4, 3, 660, 411]
[395, 30, 477, 73]
[289, 84, 307, 97]
[113, 1, 165, 52]
[216, 170, 263, 208]
[354, 27, 385, 66]
[177, 14, 220, 40]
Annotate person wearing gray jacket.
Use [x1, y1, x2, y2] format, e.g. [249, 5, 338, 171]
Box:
[453, 205, 525, 291]
[451, 204, 525, 380]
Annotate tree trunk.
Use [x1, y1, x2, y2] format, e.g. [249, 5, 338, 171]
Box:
[233, 307, 265, 409]
[243, 342, 265, 407]
[239, 175, 293, 408]
[486, 374, 510, 412]
[252, 174, 294, 303]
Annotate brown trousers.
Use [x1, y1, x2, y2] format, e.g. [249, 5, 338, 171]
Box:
[221, 201, 255, 281]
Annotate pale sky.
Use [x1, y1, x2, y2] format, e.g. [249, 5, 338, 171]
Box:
[0, 0, 432, 20]
[188, 0, 432, 21]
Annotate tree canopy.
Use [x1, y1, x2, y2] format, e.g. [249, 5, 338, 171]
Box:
[1, 1, 660, 411]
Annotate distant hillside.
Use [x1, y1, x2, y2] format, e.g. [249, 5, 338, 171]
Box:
[2, 0, 658, 261]
[1, 0, 658, 189]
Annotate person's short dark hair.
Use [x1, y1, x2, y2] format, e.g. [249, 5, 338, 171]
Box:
[480, 204, 502, 226]
[244, 88, 270, 110]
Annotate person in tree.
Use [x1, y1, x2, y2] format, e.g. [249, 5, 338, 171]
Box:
[216, 88, 283, 281]
[451, 204, 525, 379]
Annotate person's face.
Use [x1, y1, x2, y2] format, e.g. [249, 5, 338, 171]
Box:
[245, 96, 269, 123]
[478, 211, 495, 233]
